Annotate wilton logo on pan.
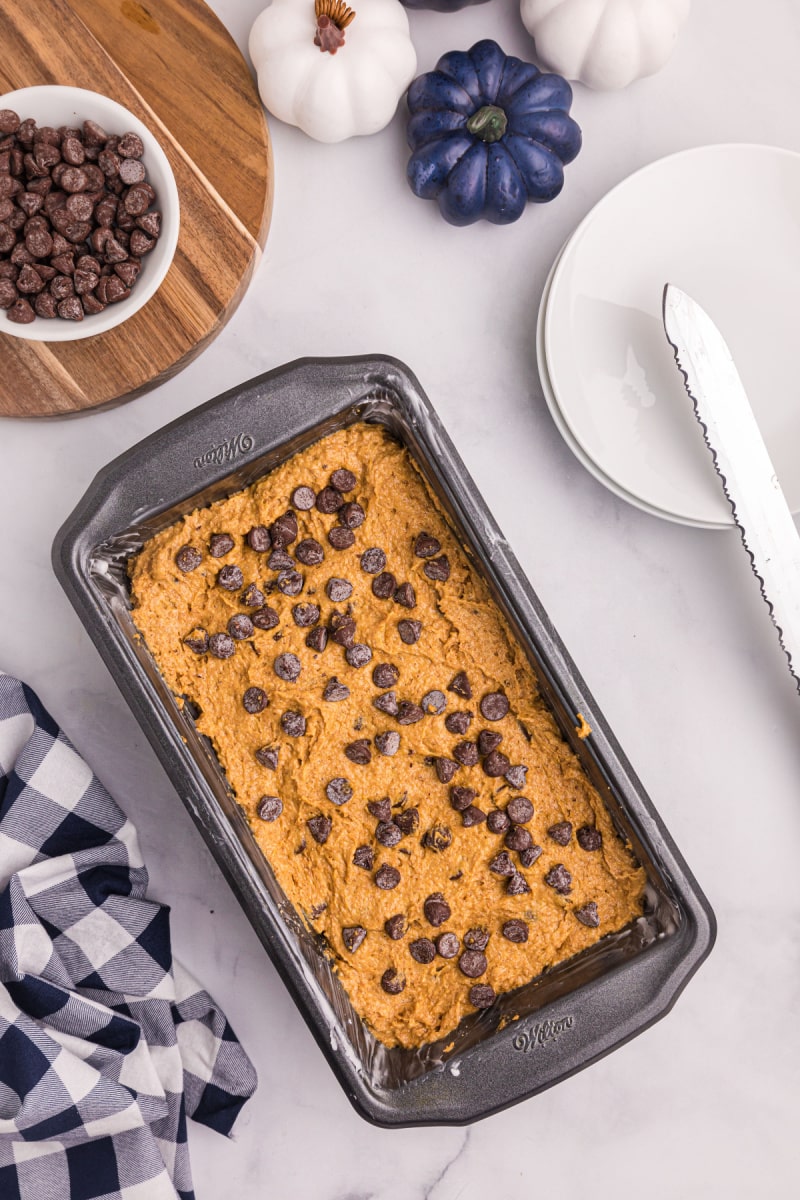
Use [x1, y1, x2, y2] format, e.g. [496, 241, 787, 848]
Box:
[512, 1015, 574, 1053]
[193, 433, 254, 469]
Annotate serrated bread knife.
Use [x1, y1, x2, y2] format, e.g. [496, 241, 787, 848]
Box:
[662, 284, 800, 692]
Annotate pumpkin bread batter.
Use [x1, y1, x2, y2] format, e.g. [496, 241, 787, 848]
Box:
[129, 423, 645, 1048]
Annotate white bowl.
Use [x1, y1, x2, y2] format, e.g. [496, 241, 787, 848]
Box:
[0, 85, 179, 342]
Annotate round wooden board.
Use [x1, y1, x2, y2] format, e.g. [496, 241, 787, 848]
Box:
[0, 0, 272, 418]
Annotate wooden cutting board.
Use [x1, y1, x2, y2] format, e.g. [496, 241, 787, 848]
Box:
[0, 0, 272, 418]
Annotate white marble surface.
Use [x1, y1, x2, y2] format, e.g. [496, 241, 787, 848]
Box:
[2, 1, 800, 1195]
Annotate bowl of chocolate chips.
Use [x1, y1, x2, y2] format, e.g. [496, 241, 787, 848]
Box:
[0, 85, 179, 340]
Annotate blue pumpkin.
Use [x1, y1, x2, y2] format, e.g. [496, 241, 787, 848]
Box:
[406, 39, 582, 226]
[401, 0, 488, 10]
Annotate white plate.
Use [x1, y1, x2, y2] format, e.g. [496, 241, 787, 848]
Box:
[543, 145, 800, 527]
[536, 239, 730, 530]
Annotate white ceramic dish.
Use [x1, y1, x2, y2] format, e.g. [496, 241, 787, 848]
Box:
[536, 238, 730, 530]
[0, 85, 179, 342]
[543, 144, 800, 527]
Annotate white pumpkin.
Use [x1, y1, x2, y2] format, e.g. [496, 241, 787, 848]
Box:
[520, 0, 691, 91]
[249, 0, 417, 143]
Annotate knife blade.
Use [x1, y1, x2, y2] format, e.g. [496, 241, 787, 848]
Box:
[662, 283, 800, 692]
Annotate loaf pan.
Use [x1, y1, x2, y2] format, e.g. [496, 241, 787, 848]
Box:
[52, 356, 716, 1126]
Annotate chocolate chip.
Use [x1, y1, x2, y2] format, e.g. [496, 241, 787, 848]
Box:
[505, 825, 532, 852]
[327, 526, 355, 550]
[277, 569, 303, 596]
[448, 672, 472, 699]
[339, 501, 365, 529]
[345, 643, 372, 669]
[242, 583, 265, 607]
[434, 757, 458, 784]
[423, 893, 451, 927]
[376, 821, 401, 847]
[519, 844, 543, 868]
[353, 845, 374, 869]
[375, 864, 401, 890]
[270, 511, 298, 549]
[481, 693, 510, 722]
[269, 549, 294, 571]
[469, 983, 496, 1009]
[577, 826, 603, 851]
[459, 949, 487, 978]
[252, 606, 280, 630]
[183, 630, 209, 654]
[345, 739, 371, 765]
[295, 537, 325, 566]
[373, 690, 399, 716]
[372, 662, 399, 688]
[397, 619, 422, 645]
[414, 533, 440, 558]
[316, 486, 344, 514]
[410, 938, 436, 964]
[243, 687, 268, 714]
[464, 928, 490, 951]
[506, 872, 531, 895]
[281, 711, 306, 737]
[375, 731, 400, 756]
[477, 730, 502, 755]
[394, 807, 419, 836]
[489, 851, 515, 876]
[306, 626, 328, 652]
[486, 809, 511, 834]
[502, 919, 529, 943]
[255, 745, 279, 770]
[420, 690, 446, 716]
[342, 925, 367, 952]
[397, 701, 425, 725]
[208, 633, 235, 659]
[575, 901, 600, 927]
[544, 864, 572, 895]
[330, 613, 357, 646]
[176, 545, 201, 572]
[548, 821, 573, 846]
[436, 932, 460, 959]
[277, 481, 311, 512]
[445, 711, 472, 736]
[217, 565, 243, 591]
[422, 824, 452, 852]
[384, 913, 406, 939]
[423, 555, 450, 582]
[257, 796, 283, 822]
[483, 750, 511, 777]
[209, 532, 235, 557]
[381, 968, 405, 994]
[372, 572, 396, 599]
[453, 741, 479, 767]
[505, 766, 528, 790]
[360, 547, 386, 574]
[368, 799, 392, 821]
[307, 815, 332, 844]
[274, 652, 301, 681]
[462, 806, 487, 827]
[246, 526, 271, 553]
[393, 582, 416, 609]
[330, 468, 356, 492]
[227, 614, 254, 640]
[288, 603, 318, 630]
[327, 577, 353, 603]
[326, 777, 352, 806]
[507, 797, 534, 824]
[7, 297, 36, 323]
[449, 785, 475, 811]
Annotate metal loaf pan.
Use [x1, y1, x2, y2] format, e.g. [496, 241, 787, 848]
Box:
[52, 356, 716, 1126]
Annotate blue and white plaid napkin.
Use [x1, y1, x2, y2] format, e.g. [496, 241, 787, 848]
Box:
[0, 672, 257, 1199]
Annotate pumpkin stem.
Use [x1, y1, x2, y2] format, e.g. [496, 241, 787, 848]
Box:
[466, 105, 508, 143]
[314, 0, 355, 54]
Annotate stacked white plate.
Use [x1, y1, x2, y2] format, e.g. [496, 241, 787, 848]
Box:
[536, 144, 800, 530]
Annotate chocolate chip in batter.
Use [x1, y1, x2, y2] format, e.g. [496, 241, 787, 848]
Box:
[381, 968, 406, 994]
[548, 821, 573, 846]
[502, 919, 529, 943]
[246, 526, 271, 553]
[338, 501, 365, 528]
[486, 809, 511, 834]
[394, 807, 419, 836]
[257, 796, 283, 822]
[327, 577, 353, 603]
[175, 545, 201, 572]
[397, 619, 422, 644]
[307, 815, 332, 844]
[483, 749, 511, 777]
[469, 983, 496, 1009]
[376, 821, 401, 848]
[306, 626, 328, 652]
[459, 949, 487, 978]
[217, 565, 244, 591]
[274, 652, 301, 681]
[268, 550, 294, 572]
[423, 893, 451, 927]
[436, 932, 460, 959]
[372, 571, 395, 599]
[277, 569, 304, 596]
[384, 914, 406, 939]
[373, 690, 399, 716]
[449, 785, 475, 811]
[323, 677, 350, 702]
[243, 687, 268, 714]
[434, 758, 458, 784]
[577, 826, 603, 852]
[506, 872, 531, 895]
[519, 844, 543, 868]
[477, 730, 502, 755]
[464, 928, 490, 951]
[445, 711, 473, 736]
[480, 692, 509, 721]
[330, 468, 356, 493]
[422, 824, 452, 852]
[242, 583, 265, 608]
[448, 672, 472, 700]
[414, 533, 440, 558]
[423, 555, 451, 583]
[292, 602, 320, 628]
[326, 777, 352, 806]
[505, 765, 528, 790]
[421, 690, 446, 715]
[544, 864, 572, 895]
[330, 613, 357, 646]
[372, 662, 399, 688]
[316, 486, 344, 514]
[328, 526, 355, 551]
[368, 798, 392, 821]
[208, 632, 235, 659]
[375, 731, 400, 757]
[489, 850, 515, 876]
[183, 629, 209, 654]
[225, 613, 253, 642]
[359, 547, 385, 575]
[281, 710, 306, 737]
[345, 643, 372, 668]
[410, 938, 436, 964]
[397, 701, 425, 725]
[209, 532, 235, 557]
[252, 606, 280, 631]
[505, 825, 532, 852]
[453, 741, 478, 767]
[353, 845, 374, 870]
[291, 485, 316, 511]
[255, 745, 279, 770]
[507, 797, 534, 825]
[393, 582, 416, 609]
[575, 902, 600, 928]
[342, 925, 367, 952]
[461, 806, 487, 827]
[270, 511, 298, 549]
[375, 864, 401, 890]
[295, 537, 325, 566]
[345, 738, 371, 765]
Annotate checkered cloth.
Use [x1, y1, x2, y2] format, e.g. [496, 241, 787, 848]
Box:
[0, 672, 257, 1199]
